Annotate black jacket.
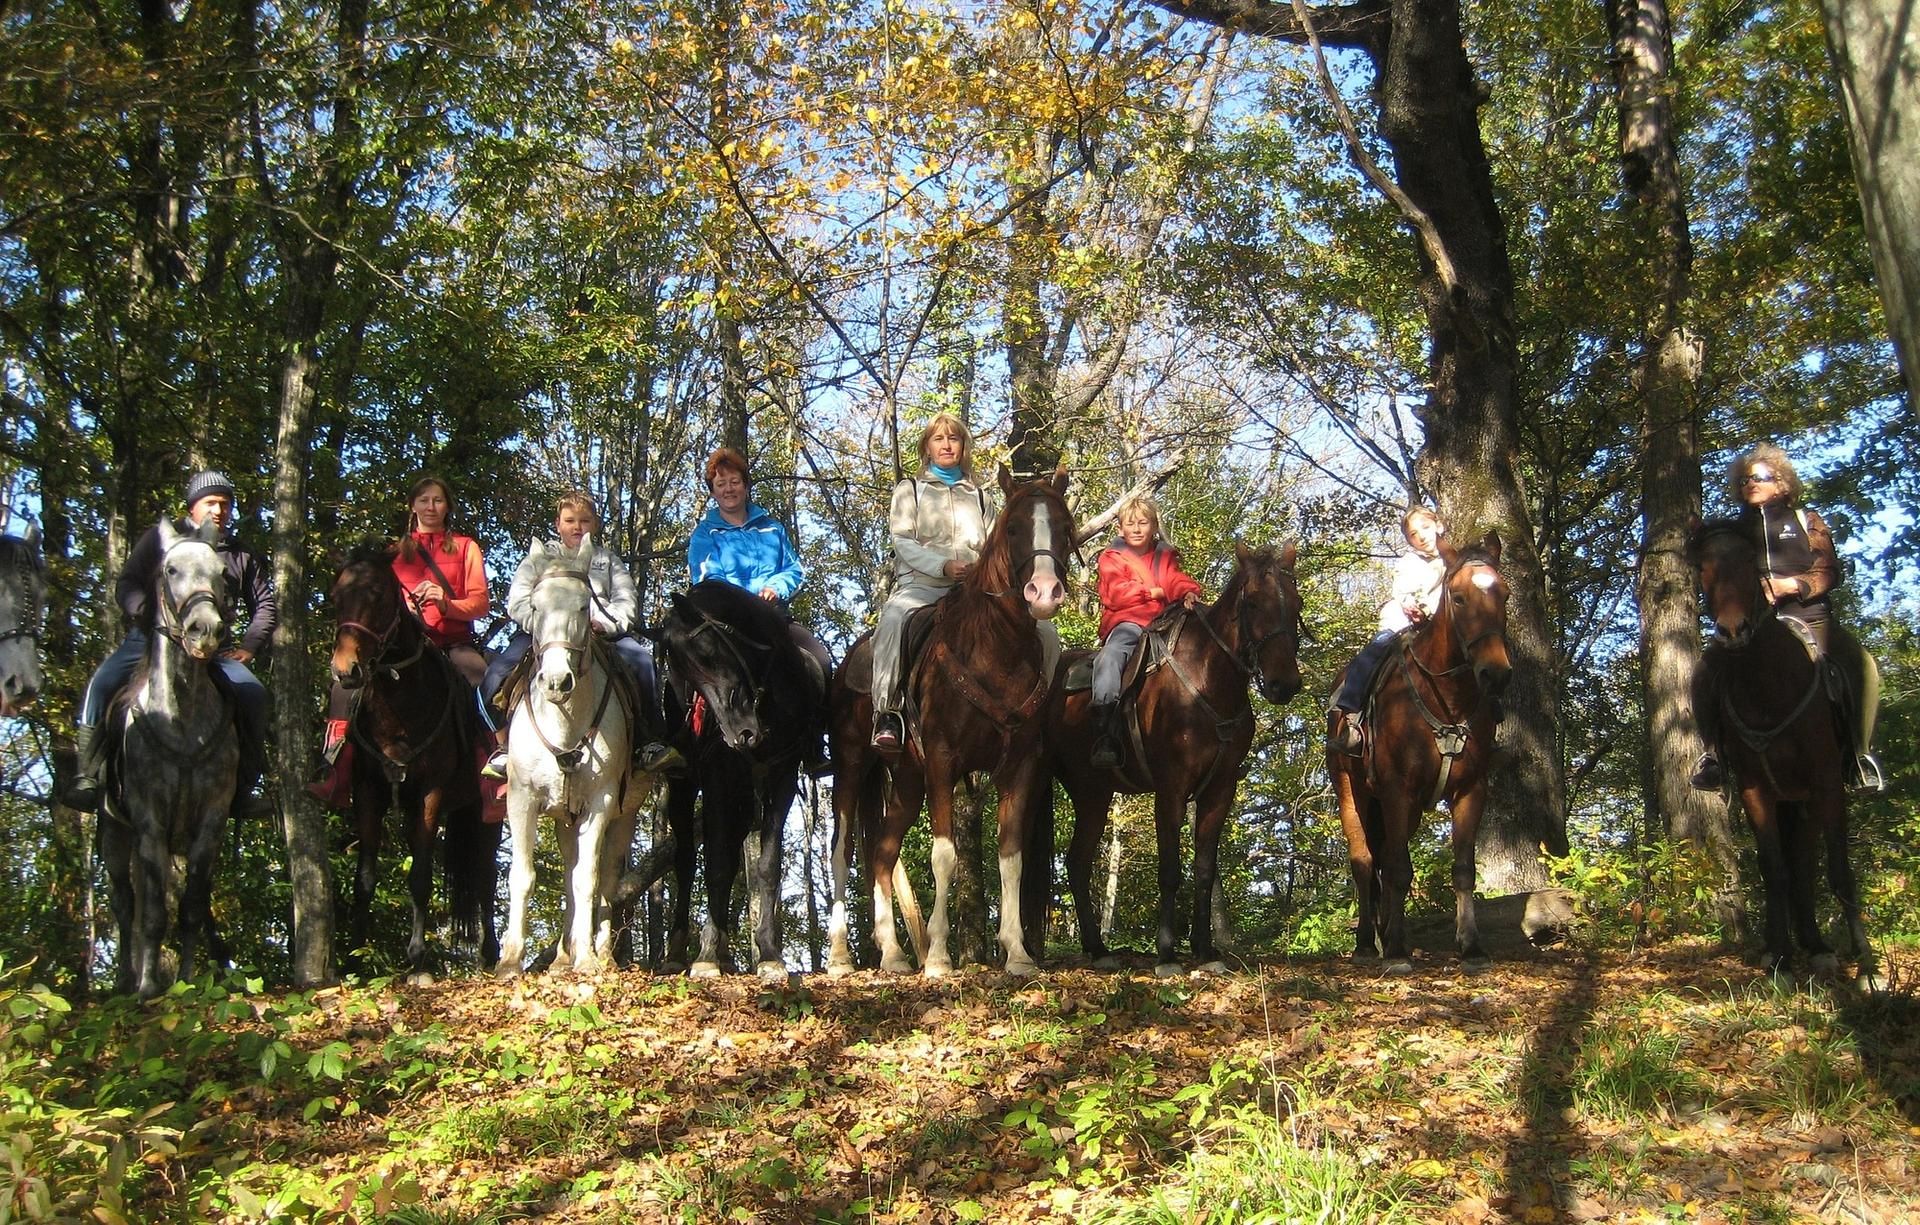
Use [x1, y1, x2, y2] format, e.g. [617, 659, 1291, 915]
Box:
[115, 521, 279, 658]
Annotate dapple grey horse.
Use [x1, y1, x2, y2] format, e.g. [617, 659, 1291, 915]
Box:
[0, 508, 45, 717]
[101, 517, 240, 998]
[496, 537, 654, 977]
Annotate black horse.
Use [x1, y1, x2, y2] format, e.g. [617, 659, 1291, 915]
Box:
[658, 580, 829, 980]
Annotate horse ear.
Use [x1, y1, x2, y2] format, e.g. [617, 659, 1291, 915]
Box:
[194, 515, 221, 544]
[530, 535, 547, 558]
[1279, 540, 1298, 569]
[578, 532, 594, 558]
[670, 590, 693, 618]
[1050, 464, 1069, 495]
[1480, 531, 1502, 564]
[998, 465, 1015, 497]
[159, 517, 182, 548]
[1234, 539, 1251, 566]
[1686, 514, 1703, 536]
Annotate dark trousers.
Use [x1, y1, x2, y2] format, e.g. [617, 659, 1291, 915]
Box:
[1334, 629, 1400, 713]
[82, 627, 269, 793]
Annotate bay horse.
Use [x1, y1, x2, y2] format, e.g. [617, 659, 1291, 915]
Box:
[1328, 532, 1510, 974]
[99, 517, 239, 997]
[328, 543, 501, 979]
[496, 537, 653, 977]
[0, 508, 45, 716]
[1688, 516, 1876, 984]
[1039, 541, 1304, 975]
[658, 579, 826, 980]
[827, 468, 1072, 978]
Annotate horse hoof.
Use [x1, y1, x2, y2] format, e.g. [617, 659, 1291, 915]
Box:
[880, 955, 915, 974]
[494, 961, 523, 982]
[1809, 953, 1840, 977]
[1461, 955, 1493, 975]
[1383, 959, 1414, 977]
[658, 960, 688, 976]
[826, 959, 856, 978]
[690, 961, 724, 979]
[1153, 962, 1184, 979]
[1351, 948, 1381, 963]
[1191, 960, 1229, 977]
[923, 960, 953, 979]
[1004, 959, 1040, 979]
[756, 961, 791, 984]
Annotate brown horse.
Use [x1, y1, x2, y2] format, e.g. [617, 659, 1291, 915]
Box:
[1328, 533, 1510, 973]
[1037, 541, 1304, 975]
[329, 544, 501, 979]
[827, 468, 1073, 978]
[1688, 517, 1876, 984]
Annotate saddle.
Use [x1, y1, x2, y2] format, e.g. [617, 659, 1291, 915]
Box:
[1060, 605, 1184, 698]
[843, 600, 945, 697]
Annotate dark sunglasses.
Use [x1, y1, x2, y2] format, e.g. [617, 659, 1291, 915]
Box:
[1741, 471, 1777, 485]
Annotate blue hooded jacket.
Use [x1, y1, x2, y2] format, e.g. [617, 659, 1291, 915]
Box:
[687, 502, 805, 601]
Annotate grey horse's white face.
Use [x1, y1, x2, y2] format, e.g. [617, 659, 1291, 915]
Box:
[157, 519, 229, 661]
[531, 535, 595, 702]
[0, 534, 44, 715]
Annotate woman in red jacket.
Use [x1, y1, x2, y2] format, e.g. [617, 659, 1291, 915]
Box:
[1090, 495, 1202, 768]
[321, 475, 493, 763]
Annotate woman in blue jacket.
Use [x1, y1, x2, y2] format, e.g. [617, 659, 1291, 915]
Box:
[687, 447, 832, 767]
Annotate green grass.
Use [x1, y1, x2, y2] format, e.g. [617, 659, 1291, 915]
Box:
[1571, 1015, 1707, 1121]
[1088, 1102, 1430, 1224]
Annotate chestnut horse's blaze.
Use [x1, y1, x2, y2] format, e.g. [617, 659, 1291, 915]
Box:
[1687, 517, 1876, 984]
[1328, 532, 1510, 974]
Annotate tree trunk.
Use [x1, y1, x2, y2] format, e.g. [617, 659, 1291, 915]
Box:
[1372, 0, 1566, 887]
[1155, 0, 1569, 890]
[1606, 0, 1745, 908]
[1819, 0, 1920, 417]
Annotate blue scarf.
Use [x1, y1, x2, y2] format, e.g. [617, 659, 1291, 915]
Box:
[929, 464, 964, 487]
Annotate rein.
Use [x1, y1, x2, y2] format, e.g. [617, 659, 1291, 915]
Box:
[154, 540, 230, 651]
[338, 579, 458, 786]
[523, 571, 621, 774]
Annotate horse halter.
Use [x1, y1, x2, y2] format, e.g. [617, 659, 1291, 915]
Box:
[336, 580, 425, 678]
[530, 569, 594, 667]
[1694, 524, 1771, 651]
[678, 603, 775, 715]
[0, 531, 45, 649]
[1428, 558, 1506, 673]
[154, 539, 230, 647]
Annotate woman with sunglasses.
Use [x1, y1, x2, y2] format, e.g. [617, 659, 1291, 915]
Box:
[1691, 444, 1881, 791]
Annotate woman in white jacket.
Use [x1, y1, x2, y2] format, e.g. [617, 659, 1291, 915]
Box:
[870, 413, 997, 749]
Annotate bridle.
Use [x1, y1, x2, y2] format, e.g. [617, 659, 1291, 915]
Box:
[530, 569, 594, 669]
[336, 581, 426, 679]
[0, 531, 45, 650]
[978, 490, 1074, 601]
[673, 601, 776, 721]
[154, 539, 230, 650]
[524, 568, 617, 772]
[1693, 523, 1772, 651]
[1407, 558, 1505, 683]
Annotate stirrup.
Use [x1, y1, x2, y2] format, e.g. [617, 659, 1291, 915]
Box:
[1332, 712, 1364, 756]
[637, 741, 685, 775]
[1851, 754, 1885, 795]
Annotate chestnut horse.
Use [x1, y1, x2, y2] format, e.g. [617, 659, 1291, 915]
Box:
[329, 544, 501, 979]
[1037, 541, 1304, 975]
[1328, 533, 1510, 973]
[1688, 517, 1876, 983]
[827, 468, 1072, 978]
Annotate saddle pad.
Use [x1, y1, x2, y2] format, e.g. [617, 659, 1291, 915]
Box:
[845, 600, 944, 697]
[1061, 651, 1095, 693]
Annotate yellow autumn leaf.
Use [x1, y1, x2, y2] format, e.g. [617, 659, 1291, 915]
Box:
[1404, 1158, 1450, 1179]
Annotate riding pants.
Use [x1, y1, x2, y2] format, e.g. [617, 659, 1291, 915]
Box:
[82, 627, 269, 793]
[872, 578, 952, 715]
[1092, 622, 1145, 708]
[1333, 629, 1400, 713]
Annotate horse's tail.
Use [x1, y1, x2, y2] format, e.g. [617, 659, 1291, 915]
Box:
[444, 797, 495, 949]
[896, 856, 927, 963]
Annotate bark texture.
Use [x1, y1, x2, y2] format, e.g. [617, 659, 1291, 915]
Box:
[1819, 0, 1920, 416]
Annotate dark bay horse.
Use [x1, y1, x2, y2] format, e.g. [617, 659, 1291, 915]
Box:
[1039, 541, 1304, 975]
[1328, 533, 1510, 974]
[0, 508, 44, 716]
[329, 544, 501, 979]
[827, 468, 1073, 978]
[1688, 517, 1876, 984]
[658, 579, 827, 980]
[100, 517, 239, 997]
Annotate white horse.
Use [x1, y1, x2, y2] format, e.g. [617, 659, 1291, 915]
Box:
[101, 517, 239, 998]
[496, 536, 653, 976]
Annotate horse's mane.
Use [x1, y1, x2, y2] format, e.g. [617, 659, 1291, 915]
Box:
[684, 579, 794, 648]
[0, 533, 45, 578]
[344, 539, 399, 571]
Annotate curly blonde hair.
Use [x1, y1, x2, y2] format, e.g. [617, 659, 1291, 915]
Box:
[1727, 443, 1802, 507]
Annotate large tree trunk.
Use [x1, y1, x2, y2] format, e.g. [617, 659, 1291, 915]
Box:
[1819, 0, 1920, 416]
[270, 312, 335, 989]
[1607, 0, 1745, 910]
[1156, 0, 1568, 891]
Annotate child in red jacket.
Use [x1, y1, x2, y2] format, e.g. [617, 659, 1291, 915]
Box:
[1091, 495, 1202, 768]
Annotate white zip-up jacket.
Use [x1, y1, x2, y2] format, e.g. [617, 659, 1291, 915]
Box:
[889, 475, 998, 587]
[508, 538, 640, 634]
